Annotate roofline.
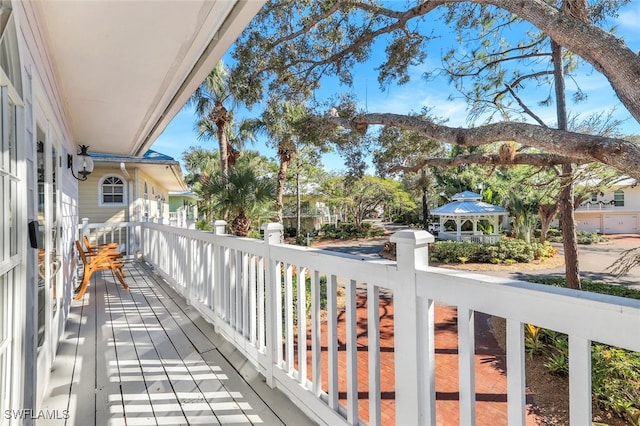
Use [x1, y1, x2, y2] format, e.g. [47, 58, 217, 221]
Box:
[132, 0, 265, 156]
[93, 157, 179, 166]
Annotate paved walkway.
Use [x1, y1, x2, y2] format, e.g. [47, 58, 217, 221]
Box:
[313, 294, 539, 425]
[312, 231, 640, 424]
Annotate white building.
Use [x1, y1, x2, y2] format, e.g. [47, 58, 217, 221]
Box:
[575, 177, 640, 234]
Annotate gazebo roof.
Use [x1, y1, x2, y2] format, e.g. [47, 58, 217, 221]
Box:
[451, 191, 483, 201]
[432, 193, 507, 216]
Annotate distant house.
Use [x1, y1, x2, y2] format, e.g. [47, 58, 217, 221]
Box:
[78, 150, 188, 224]
[282, 183, 332, 233]
[169, 191, 200, 228]
[575, 177, 640, 234]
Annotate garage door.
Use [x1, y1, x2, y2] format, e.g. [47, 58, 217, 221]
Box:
[604, 214, 638, 234]
[576, 215, 601, 233]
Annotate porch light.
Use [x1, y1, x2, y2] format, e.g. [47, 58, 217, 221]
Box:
[67, 145, 94, 181]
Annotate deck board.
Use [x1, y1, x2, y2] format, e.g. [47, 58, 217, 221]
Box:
[40, 261, 314, 426]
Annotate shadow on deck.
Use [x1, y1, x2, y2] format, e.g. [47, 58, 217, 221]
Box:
[40, 261, 314, 426]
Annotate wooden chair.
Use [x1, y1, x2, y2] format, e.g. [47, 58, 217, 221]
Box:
[75, 240, 128, 300]
[81, 236, 125, 277]
[82, 235, 121, 256]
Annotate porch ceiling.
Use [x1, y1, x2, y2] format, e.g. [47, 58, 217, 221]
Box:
[35, 0, 263, 157]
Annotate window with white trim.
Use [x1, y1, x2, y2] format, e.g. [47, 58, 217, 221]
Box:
[99, 175, 126, 205]
[614, 189, 624, 207]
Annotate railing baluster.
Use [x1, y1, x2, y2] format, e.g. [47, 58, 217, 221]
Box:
[242, 251, 249, 337]
[258, 257, 265, 351]
[327, 274, 338, 410]
[285, 264, 294, 373]
[275, 260, 283, 368]
[249, 254, 257, 344]
[458, 307, 476, 425]
[235, 250, 243, 332]
[223, 246, 230, 323]
[569, 335, 592, 425]
[311, 270, 321, 397]
[419, 296, 436, 424]
[297, 267, 307, 386]
[346, 279, 358, 424]
[367, 285, 381, 426]
[507, 319, 526, 426]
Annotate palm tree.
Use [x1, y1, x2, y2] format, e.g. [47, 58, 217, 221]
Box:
[188, 61, 236, 184]
[244, 101, 308, 224]
[204, 166, 275, 237]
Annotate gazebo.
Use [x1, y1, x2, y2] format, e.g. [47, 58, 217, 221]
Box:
[432, 191, 507, 243]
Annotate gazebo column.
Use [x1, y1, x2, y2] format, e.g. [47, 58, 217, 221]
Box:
[472, 219, 477, 234]
[456, 217, 462, 241]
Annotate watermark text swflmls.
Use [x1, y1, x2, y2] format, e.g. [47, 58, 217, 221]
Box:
[4, 409, 70, 420]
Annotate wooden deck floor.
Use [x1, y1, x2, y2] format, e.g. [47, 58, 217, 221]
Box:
[40, 261, 315, 426]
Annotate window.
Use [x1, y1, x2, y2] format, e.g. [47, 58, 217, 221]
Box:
[100, 175, 125, 205]
[591, 193, 598, 202]
[614, 189, 624, 207]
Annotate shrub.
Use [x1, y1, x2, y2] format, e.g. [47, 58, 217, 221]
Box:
[318, 222, 383, 240]
[430, 239, 556, 264]
[547, 228, 608, 244]
[592, 345, 640, 419]
[196, 219, 213, 231]
[527, 277, 640, 422]
[430, 240, 481, 264]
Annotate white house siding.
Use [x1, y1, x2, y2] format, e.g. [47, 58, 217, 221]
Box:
[137, 169, 170, 222]
[604, 214, 639, 234]
[77, 168, 128, 223]
[575, 185, 640, 234]
[13, 2, 81, 416]
[576, 214, 601, 233]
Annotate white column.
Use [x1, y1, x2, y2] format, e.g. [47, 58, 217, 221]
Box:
[261, 222, 284, 388]
[391, 229, 435, 425]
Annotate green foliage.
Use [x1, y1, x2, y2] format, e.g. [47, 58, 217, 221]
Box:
[318, 222, 383, 240]
[430, 239, 556, 264]
[592, 345, 640, 419]
[524, 324, 544, 358]
[542, 333, 569, 376]
[526, 277, 640, 421]
[529, 277, 640, 301]
[546, 229, 608, 245]
[321, 175, 416, 226]
[284, 273, 328, 326]
[195, 219, 213, 231]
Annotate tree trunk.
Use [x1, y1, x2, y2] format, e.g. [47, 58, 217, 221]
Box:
[296, 172, 301, 237]
[212, 101, 230, 184]
[553, 39, 581, 290]
[538, 203, 559, 244]
[421, 168, 429, 230]
[275, 156, 290, 224]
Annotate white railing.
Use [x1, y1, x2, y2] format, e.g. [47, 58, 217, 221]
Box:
[87, 220, 640, 425]
[438, 231, 503, 244]
[78, 218, 142, 257]
[576, 201, 617, 210]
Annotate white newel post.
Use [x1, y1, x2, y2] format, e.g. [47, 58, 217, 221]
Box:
[262, 222, 283, 388]
[213, 220, 227, 327]
[80, 218, 89, 240]
[391, 229, 434, 425]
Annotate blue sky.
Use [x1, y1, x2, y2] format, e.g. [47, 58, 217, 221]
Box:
[151, 2, 640, 174]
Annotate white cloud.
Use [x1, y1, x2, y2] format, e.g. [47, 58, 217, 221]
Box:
[617, 3, 640, 29]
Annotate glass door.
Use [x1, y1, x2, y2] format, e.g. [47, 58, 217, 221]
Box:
[0, 89, 19, 426]
[36, 127, 60, 359]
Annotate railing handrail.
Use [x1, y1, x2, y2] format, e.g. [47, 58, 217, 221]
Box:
[84, 220, 640, 426]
